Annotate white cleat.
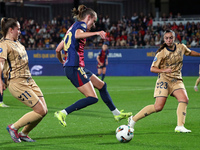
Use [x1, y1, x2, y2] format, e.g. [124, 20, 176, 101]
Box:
[194, 86, 198, 92]
[0, 102, 9, 107]
[127, 115, 136, 131]
[127, 116, 133, 126]
[129, 126, 134, 133]
[175, 126, 191, 133]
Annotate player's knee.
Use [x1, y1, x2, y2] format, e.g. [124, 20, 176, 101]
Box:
[185, 99, 189, 104]
[87, 96, 98, 104]
[43, 108, 48, 117]
[92, 97, 99, 103]
[99, 82, 107, 91]
[34, 105, 48, 117]
[155, 105, 164, 112]
[179, 99, 189, 104]
[38, 109, 48, 117]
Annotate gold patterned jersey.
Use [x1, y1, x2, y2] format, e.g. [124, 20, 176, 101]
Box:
[0, 39, 31, 80]
[151, 43, 191, 80]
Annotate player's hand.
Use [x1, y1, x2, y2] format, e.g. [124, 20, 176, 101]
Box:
[3, 83, 6, 90]
[163, 68, 172, 73]
[97, 31, 106, 39]
[62, 60, 65, 65]
[0, 81, 4, 95]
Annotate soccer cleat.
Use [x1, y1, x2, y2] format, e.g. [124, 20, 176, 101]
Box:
[129, 126, 134, 133]
[0, 102, 9, 107]
[127, 116, 132, 127]
[194, 86, 198, 92]
[175, 126, 191, 133]
[114, 110, 132, 122]
[18, 133, 35, 142]
[54, 111, 67, 127]
[6, 124, 21, 143]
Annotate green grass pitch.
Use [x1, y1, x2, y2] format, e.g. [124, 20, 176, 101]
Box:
[0, 76, 200, 150]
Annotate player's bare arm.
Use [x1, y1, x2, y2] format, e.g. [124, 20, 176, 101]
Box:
[0, 58, 5, 95]
[75, 29, 106, 39]
[56, 40, 65, 64]
[189, 50, 200, 56]
[150, 66, 172, 73]
[96, 56, 103, 66]
[106, 58, 108, 65]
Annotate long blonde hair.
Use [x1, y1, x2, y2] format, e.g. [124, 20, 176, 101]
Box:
[71, 5, 96, 21]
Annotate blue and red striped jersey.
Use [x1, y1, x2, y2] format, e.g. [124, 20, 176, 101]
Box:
[63, 21, 87, 67]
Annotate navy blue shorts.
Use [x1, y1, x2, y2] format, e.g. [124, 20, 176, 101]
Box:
[97, 63, 106, 69]
[64, 66, 93, 88]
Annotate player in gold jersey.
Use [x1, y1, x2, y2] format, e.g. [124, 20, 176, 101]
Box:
[194, 66, 200, 91]
[0, 18, 48, 143]
[128, 29, 200, 133]
[0, 55, 9, 107]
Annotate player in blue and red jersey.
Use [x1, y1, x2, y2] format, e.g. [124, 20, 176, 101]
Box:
[96, 42, 109, 81]
[54, 5, 132, 127]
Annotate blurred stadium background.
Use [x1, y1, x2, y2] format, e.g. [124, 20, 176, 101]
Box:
[0, 0, 200, 76]
[1, 0, 200, 24]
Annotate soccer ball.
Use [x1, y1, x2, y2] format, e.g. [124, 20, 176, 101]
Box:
[116, 125, 134, 143]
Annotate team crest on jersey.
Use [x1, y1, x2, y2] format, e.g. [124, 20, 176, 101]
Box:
[153, 57, 157, 62]
[81, 23, 86, 29]
[0, 48, 3, 53]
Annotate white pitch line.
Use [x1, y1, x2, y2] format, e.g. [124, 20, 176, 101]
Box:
[3, 86, 196, 97]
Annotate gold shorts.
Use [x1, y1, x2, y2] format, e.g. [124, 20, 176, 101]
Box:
[154, 77, 185, 98]
[8, 77, 43, 108]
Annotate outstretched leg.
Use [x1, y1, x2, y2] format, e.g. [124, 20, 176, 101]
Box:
[0, 92, 9, 107]
[128, 97, 166, 128]
[55, 81, 98, 127]
[7, 99, 47, 143]
[90, 75, 132, 121]
[173, 89, 191, 133]
[194, 76, 200, 91]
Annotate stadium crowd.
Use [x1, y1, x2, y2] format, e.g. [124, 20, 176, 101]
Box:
[4, 12, 200, 50]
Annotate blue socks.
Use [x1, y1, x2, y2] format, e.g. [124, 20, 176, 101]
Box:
[0, 93, 3, 102]
[102, 74, 105, 81]
[65, 96, 98, 114]
[99, 83, 116, 111]
[64, 83, 115, 114]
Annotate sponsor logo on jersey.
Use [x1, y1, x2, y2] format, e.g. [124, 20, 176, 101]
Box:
[0, 48, 3, 53]
[31, 65, 43, 76]
[81, 23, 86, 29]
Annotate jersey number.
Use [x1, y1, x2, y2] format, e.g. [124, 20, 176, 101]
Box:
[78, 67, 86, 75]
[64, 32, 72, 51]
[18, 91, 31, 101]
[157, 81, 168, 89]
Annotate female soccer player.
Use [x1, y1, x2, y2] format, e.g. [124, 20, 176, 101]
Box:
[0, 92, 8, 107]
[194, 68, 200, 91]
[54, 5, 132, 127]
[0, 38, 9, 108]
[0, 17, 48, 142]
[0, 74, 9, 107]
[128, 29, 200, 133]
[96, 42, 109, 81]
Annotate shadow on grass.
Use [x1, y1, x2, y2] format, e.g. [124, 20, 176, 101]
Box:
[34, 131, 114, 140]
[0, 142, 54, 150]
